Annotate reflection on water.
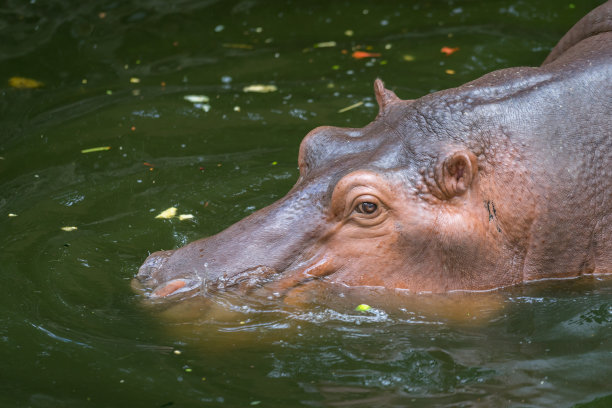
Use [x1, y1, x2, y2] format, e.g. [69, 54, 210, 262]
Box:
[0, 0, 609, 407]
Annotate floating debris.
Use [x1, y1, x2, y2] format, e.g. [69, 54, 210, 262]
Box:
[338, 101, 363, 113]
[243, 84, 277, 93]
[184, 95, 210, 103]
[440, 46, 460, 56]
[352, 51, 381, 59]
[8, 213, 17, 217]
[222, 43, 254, 49]
[155, 207, 177, 219]
[9, 76, 44, 89]
[355, 304, 372, 312]
[178, 214, 194, 221]
[445, 69, 456, 75]
[61, 226, 78, 232]
[81, 146, 111, 154]
[403, 54, 415, 61]
[314, 41, 336, 48]
[129, 77, 141, 84]
[344, 29, 354, 37]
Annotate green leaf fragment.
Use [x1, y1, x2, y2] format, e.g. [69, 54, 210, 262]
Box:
[355, 304, 372, 312]
[338, 101, 363, 113]
[81, 146, 111, 154]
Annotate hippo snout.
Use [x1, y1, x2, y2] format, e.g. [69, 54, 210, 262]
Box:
[136, 250, 174, 287]
[134, 250, 207, 299]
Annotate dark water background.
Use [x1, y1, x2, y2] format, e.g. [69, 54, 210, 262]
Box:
[1, 0, 611, 407]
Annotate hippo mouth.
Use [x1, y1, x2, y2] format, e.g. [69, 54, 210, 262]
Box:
[133, 253, 335, 301]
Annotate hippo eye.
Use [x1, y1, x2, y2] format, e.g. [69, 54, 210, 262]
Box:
[355, 202, 378, 214]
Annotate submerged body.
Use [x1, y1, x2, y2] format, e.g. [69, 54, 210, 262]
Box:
[135, 2, 611, 300]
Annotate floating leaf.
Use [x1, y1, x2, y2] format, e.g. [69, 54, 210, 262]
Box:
[314, 41, 336, 48]
[9, 76, 44, 89]
[243, 84, 277, 93]
[338, 101, 363, 113]
[440, 46, 459, 56]
[352, 51, 381, 59]
[61, 226, 78, 232]
[355, 304, 372, 312]
[8, 213, 18, 217]
[445, 69, 456, 75]
[81, 146, 111, 154]
[403, 54, 415, 61]
[155, 207, 177, 219]
[222, 43, 254, 49]
[178, 214, 194, 221]
[129, 77, 141, 84]
[184, 95, 210, 103]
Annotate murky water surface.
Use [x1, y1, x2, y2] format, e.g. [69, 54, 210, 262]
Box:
[1, 1, 610, 407]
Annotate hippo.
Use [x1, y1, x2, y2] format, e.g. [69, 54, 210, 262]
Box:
[135, 2, 611, 300]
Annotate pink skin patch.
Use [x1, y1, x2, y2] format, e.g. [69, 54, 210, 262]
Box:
[151, 279, 187, 298]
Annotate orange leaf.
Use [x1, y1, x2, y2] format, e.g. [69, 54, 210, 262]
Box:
[352, 51, 381, 59]
[440, 46, 459, 56]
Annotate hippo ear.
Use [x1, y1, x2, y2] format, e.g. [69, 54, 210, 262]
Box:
[435, 150, 478, 199]
[374, 79, 401, 117]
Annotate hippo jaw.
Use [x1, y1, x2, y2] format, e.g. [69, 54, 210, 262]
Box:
[134, 247, 336, 301]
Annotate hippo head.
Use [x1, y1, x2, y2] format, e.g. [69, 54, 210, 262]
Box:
[135, 79, 530, 301]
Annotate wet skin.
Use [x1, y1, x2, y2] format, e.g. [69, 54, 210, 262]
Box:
[135, 1, 611, 300]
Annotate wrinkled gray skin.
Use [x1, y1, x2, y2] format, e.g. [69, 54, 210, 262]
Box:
[135, 2, 611, 300]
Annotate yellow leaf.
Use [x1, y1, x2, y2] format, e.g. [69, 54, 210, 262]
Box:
[155, 207, 177, 219]
[9, 76, 44, 89]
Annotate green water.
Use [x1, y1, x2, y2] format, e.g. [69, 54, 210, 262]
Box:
[1, 0, 610, 407]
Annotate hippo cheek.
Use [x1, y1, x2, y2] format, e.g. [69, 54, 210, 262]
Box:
[258, 256, 338, 298]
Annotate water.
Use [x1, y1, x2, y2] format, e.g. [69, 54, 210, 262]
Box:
[1, 0, 610, 406]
